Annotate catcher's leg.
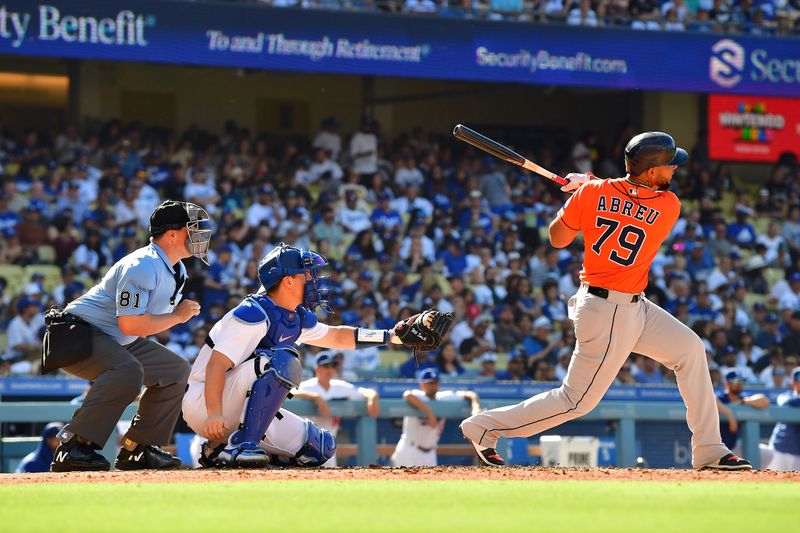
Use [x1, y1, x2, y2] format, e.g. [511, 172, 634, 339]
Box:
[260, 411, 336, 467]
[216, 347, 303, 468]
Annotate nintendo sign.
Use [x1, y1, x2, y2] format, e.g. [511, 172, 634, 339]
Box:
[708, 94, 800, 162]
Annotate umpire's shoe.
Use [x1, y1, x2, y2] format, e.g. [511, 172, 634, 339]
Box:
[115, 444, 182, 471]
[51, 436, 111, 472]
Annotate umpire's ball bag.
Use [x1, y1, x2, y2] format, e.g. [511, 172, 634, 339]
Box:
[41, 308, 94, 374]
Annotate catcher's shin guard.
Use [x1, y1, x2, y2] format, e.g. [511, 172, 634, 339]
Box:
[228, 347, 302, 449]
[293, 419, 336, 467]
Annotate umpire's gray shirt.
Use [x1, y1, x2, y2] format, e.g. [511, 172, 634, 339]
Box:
[66, 243, 187, 346]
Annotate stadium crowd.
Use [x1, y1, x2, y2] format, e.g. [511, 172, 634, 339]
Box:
[195, 0, 800, 37]
[0, 116, 799, 392]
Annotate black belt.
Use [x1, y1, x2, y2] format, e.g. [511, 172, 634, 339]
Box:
[587, 285, 641, 303]
[411, 442, 434, 453]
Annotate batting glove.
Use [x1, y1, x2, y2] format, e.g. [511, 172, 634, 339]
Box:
[560, 172, 593, 193]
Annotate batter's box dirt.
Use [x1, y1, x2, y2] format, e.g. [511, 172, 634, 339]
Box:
[2, 466, 798, 484]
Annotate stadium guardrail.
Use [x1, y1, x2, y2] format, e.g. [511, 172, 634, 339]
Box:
[2, 400, 799, 470]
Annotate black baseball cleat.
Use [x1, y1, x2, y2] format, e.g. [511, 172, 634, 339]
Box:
[702, 453, 753, 471]
[467, 439, 506, 467]
[115, 444, 182, 471]
[51, 437, 111, 472]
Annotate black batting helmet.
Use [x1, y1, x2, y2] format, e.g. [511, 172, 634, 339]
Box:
[624, 132, 688, 176]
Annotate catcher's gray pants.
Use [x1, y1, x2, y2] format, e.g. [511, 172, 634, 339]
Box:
[461, 286, 731, 469]
[62, 327, 190, 447]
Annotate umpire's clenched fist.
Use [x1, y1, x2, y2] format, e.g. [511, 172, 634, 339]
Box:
[174, 299, 201, 323]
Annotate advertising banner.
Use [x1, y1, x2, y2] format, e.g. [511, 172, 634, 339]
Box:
[0, 1, 798, 97]
[708, 93, 800, 162]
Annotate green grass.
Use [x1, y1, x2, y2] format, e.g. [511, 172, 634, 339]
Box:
[1, 480, 797, 532]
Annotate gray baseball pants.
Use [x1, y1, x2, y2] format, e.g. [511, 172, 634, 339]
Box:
[461, 285, 731, 469]
[62, 327, 190, 447]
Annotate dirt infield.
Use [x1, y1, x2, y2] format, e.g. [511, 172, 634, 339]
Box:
[2, 466, 799, 485]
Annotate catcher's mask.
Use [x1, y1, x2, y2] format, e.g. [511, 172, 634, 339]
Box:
[258, 242, 332, 313]
[149, 201, 214, 265]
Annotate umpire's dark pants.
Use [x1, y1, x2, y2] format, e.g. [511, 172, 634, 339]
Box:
[62, 328, 190, 447]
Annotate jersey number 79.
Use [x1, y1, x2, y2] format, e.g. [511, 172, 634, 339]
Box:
[590, 216, 645, 267]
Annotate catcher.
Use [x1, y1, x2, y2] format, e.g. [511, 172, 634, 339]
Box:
[181, 242, 453, 467]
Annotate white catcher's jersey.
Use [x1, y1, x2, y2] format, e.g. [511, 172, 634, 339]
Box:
[401, 390, 468, 450]
[296, 378, 371, 436]
[187, 308, 327, 385]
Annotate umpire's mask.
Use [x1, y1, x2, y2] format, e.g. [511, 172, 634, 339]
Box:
[150, 201, 214, 265]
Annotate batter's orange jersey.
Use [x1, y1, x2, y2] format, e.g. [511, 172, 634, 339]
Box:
[559, 178, 681, 294]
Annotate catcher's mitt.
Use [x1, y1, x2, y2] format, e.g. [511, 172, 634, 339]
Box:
[392, 309, 454, 361]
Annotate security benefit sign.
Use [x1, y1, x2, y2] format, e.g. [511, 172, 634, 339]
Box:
[708, 94, 800, 162]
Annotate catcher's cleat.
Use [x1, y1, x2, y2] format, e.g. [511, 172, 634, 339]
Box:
[701, 453, 752, 471]
[467, 439, 506, 467]
[214, 442, 271, 468]
[115, 444, 182, 471]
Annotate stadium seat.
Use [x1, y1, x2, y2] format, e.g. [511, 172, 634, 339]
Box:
[36, 245, 56, 264]
[0, 265, 25, 295]
[763, 268, 785, 287]
[752, 217, 771, 235]
[743, 292, 768, 309]
[719, 192, 736, 216]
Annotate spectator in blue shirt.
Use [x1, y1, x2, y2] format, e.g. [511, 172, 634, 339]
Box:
[459, 190, 493, 232]
[202, 243, 236, 308]
[634, 356, 666, 384]
[523, 316, 561, 367]
[370, 190, 403, 241]
[15, 422, 64, 473]
[755, 312, 782, 350]
[726, 208, 757, 248]
[496, 351, 531, 381]
[436, 341, 465, 378]
[438, 237, 468, 278]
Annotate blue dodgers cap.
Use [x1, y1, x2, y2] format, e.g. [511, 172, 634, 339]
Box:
[765, 312, 780, 323]
[792, 367, 800, 382]
[725, 369, 745, 383]
[417, 367, 440, 383]
[315, 351, 338, 368]
[16, 296, 38, 313]
[42, 421, 64, 439]
[789, 272, 800, 283]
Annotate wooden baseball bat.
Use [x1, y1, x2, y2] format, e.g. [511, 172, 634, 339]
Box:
[453, 124, 567, 186]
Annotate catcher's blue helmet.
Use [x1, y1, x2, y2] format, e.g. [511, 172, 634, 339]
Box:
[258, 243, 331, 313]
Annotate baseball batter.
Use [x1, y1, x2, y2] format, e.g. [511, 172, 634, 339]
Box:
[461, 132, 752, 470]
[392, 367, 480, 467]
